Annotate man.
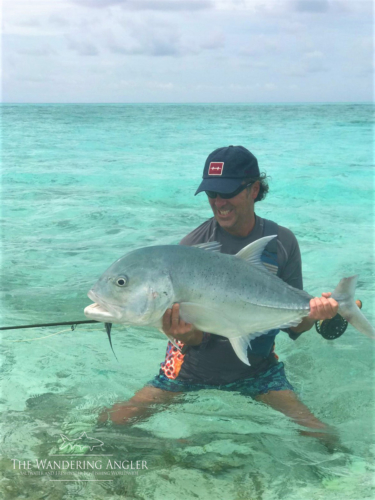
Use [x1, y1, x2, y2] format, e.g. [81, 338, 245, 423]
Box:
[100, 145, 339, 443]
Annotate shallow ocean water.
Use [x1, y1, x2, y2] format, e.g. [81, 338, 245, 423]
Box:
[0, 104, 374, 499]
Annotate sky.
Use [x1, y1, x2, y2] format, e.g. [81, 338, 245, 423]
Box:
[2, 0, 374, 103]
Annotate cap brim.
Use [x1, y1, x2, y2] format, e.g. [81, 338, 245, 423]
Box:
[194, 178, 243, 196]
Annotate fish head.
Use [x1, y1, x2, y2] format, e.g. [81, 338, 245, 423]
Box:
[84, 251, 174, 326]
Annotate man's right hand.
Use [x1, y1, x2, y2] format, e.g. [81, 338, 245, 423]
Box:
[162, 303, 203, 346]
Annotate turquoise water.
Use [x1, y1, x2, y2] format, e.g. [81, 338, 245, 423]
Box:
[1, 104, 374, 499]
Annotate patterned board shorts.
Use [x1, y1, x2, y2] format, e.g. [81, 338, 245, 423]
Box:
[147, 362, 294, 399]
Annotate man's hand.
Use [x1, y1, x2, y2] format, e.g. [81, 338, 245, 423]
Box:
[290, 292, 339, 334]
[162, 303, 203, 346]
[308, 292, 339, 321]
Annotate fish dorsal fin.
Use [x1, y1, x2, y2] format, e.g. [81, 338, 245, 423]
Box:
[192, 241, 222, 252]
[235, 235, 277, 267]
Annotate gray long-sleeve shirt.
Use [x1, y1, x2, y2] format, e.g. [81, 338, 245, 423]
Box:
[170, 214, 303, 384]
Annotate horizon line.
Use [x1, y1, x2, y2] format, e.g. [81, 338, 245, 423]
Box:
[1, 101, 373, 105]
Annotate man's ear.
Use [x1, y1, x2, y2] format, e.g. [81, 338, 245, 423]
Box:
[250, 181, 260, 200]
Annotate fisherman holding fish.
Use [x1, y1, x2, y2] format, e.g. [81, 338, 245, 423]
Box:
[89, 145, 373, 445]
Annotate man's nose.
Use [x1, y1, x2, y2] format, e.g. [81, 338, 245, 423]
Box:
[215, 196, 227, 208]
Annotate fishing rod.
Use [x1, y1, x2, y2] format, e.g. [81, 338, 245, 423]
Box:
[0, 320, 98, 331]
[0, 319, 118, 360]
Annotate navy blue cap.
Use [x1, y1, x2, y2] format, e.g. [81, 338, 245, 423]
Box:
[195, 145, 260, 195]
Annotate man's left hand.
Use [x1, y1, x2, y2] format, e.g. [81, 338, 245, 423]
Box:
[308, 292, 339, 321]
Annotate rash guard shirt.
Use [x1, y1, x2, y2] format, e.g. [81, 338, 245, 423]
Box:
[159, 214, 303, 385]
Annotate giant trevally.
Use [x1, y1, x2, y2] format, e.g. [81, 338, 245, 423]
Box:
[84, 236, 375, 364]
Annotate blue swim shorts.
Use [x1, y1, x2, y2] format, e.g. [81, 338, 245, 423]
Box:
[147, 362, 294, 399]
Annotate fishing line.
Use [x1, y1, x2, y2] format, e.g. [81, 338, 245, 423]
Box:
[4, 327, 73, 343]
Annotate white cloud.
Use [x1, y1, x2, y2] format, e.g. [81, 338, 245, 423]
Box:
[304, 50, 324, 59]
[146, 81, 175, 90]
[239, 35, 280, 57]
[214, 0, 287, 14]
[102, 19, 198, 57]
[49, 14, 70, 27]
[66, 37, 99, 56]
[200, 30, 225, 50]
[264, 82, 277, 90]
[16, 46, 55, 56]
[293, 0, 330, 13]
[69, 0, 213, 10]
[300, 50, 329, 73]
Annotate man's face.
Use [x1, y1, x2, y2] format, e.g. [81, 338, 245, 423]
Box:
[208, 182, 260, 236]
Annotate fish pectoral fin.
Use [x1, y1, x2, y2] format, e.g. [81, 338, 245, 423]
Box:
[179, 302, 241, 335]
[157, 329, 183, 351]
[166, 335, 183, 351]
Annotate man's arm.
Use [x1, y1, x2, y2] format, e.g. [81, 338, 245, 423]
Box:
[278, 228, 339, 335]
[289, 293, 339, 334]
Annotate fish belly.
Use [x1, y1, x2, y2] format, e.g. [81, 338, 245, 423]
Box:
[179, 299, 308, 339]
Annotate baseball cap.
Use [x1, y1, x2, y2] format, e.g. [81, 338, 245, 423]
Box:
[195, 145, 260, 196]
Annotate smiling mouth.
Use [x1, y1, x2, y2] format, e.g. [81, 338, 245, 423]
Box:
[217, 208, 233, 217]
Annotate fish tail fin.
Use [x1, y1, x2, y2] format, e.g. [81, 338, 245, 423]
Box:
[332, 276, 375, 339]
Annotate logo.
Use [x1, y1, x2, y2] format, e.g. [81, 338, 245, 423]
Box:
[208, 162, 224, 175]
[10, 431, 149, 480]
[59, 432, 104, 453]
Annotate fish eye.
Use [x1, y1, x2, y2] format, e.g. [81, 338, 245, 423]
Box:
[116, 276, 128, 287]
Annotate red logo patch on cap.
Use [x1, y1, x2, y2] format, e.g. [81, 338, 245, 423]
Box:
[208, 162, 224, 176]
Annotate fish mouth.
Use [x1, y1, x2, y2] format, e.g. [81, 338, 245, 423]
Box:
[84, 290, 123, 323]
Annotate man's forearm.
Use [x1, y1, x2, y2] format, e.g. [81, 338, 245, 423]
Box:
[289, 316, 316, 335]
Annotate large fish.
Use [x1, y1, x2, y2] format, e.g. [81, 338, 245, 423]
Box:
[84, 236, 375, 365]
